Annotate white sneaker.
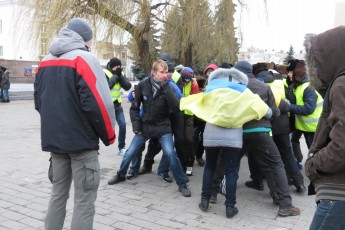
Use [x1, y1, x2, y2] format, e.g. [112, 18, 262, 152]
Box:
[118, 149, 126, 156]
[186, 167, 194, 176]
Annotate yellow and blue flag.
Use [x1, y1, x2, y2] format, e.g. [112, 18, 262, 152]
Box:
[180, 79, 269, 128]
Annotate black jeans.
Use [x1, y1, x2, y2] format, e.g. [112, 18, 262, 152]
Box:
[291, 130, 315, 162]
[273, 133, 304, 187]
[193, 118, 205, 159]
[241, 132, 292, 209]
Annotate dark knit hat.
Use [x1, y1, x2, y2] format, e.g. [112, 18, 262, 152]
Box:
[286, 59, 305, 72]
[220, 62, 233, 69]
[107, 58, 122, 69]
[67, 18, 93, 42]
[159, 52, 173, 63]
[180, 67, 194, 82]
[234, 61, 253, 73]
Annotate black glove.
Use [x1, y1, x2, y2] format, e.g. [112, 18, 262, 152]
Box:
[114, 67, 122, 77]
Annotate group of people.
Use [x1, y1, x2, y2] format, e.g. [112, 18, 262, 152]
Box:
[34, 17, 345, 230]
[0, 65, 10, 102]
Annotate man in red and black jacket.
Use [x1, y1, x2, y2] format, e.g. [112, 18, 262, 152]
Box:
[34, 18, 115, 230]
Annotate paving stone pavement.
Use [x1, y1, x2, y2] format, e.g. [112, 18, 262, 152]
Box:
[0, 99, 317, 230]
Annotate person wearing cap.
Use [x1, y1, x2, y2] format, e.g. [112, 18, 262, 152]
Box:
[235, 60, 301, 217]
[34, 18, 116, 229]
[104, 57, 132, 156]
[286, 59, 323, 160]
[174, 67, 199, 176]
[252, 62, 306, 193]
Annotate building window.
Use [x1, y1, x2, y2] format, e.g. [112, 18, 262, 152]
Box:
[0, 46, 3, 56]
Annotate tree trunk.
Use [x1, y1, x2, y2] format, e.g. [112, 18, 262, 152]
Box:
[184, 44, 193, 66]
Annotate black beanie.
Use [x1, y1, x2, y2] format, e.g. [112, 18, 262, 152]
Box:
[67, 18, 93, 42]
[107, 58, 122, 69]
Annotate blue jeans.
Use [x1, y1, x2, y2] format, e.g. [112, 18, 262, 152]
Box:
[309, 200, 345, 230]
[2, 89, 9, 101]
[118, 133, 186, 187]
[128, 143, 145, 174]
[201, 147, 241, 207]
[114, 103, 126, 150]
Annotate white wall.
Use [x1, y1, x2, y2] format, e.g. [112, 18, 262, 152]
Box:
[0, 0, 39, 61]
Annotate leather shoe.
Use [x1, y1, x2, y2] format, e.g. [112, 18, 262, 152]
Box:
[199, 198, 209, 211]
[226, 206, 238, 218]
[108, 173, 126, 185]
[245, 180, 264, 191]
[137, 166, 152, 175]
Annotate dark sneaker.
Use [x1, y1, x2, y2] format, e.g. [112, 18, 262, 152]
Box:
[156, 172, 173, 183]
[108, 174, 126, 185]
[138, 166, 152, 175]
[126, 171, 137, 180]
[296, 185, 306, 193]
[196, 158, 205, 167]
[179, 185, 191, 197]
[245, 180, 264, 191]
[226, 206, 238, 218]
[278, 206, 300, 217]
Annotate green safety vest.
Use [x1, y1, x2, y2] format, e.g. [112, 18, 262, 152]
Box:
[103, 69, 122, 103]
[294, 82, 323, 132]
[173, 72, 193, 115]
[268, 79, 285, 106]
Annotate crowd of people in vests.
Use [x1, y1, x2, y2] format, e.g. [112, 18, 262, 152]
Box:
[106, 51, 325, 218]
[35, 18, 345, 229]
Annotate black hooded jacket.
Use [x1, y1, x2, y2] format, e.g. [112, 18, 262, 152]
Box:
[130, 77, 180, 138]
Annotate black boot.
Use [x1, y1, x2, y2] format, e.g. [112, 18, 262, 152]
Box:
[226, 206, 238, 218]
[137, 165, 152, 175]
[199, 198, 209, 211]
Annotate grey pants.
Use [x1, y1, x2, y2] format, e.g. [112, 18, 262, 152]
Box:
[45, 150, 100, 230]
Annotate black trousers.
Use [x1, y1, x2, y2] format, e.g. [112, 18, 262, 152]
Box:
[193, 118, 205, 159]
[273, 133, 304, 187]
[241, 132, 292, 208]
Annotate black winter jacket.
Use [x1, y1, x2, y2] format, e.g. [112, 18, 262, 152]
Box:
[130, 77, 180, 138]
[34, 28, 116, 154]
[243, 73, 280, 130]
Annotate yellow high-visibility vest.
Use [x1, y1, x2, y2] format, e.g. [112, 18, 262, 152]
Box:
[103, 69, 122, 103]
[268, 79, 285, 106]
[294, 82, 323, 132]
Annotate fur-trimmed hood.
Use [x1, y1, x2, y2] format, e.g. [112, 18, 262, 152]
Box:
[208, 68, 248, 86]
[305, 26, 345, 93]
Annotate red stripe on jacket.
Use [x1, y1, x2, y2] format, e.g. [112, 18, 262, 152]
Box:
[39, 58, 115, 144]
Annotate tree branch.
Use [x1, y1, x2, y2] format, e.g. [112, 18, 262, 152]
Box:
[87, 0, 139, 36]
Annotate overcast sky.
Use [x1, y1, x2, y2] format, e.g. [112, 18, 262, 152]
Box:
[234, 0, 345, 52]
